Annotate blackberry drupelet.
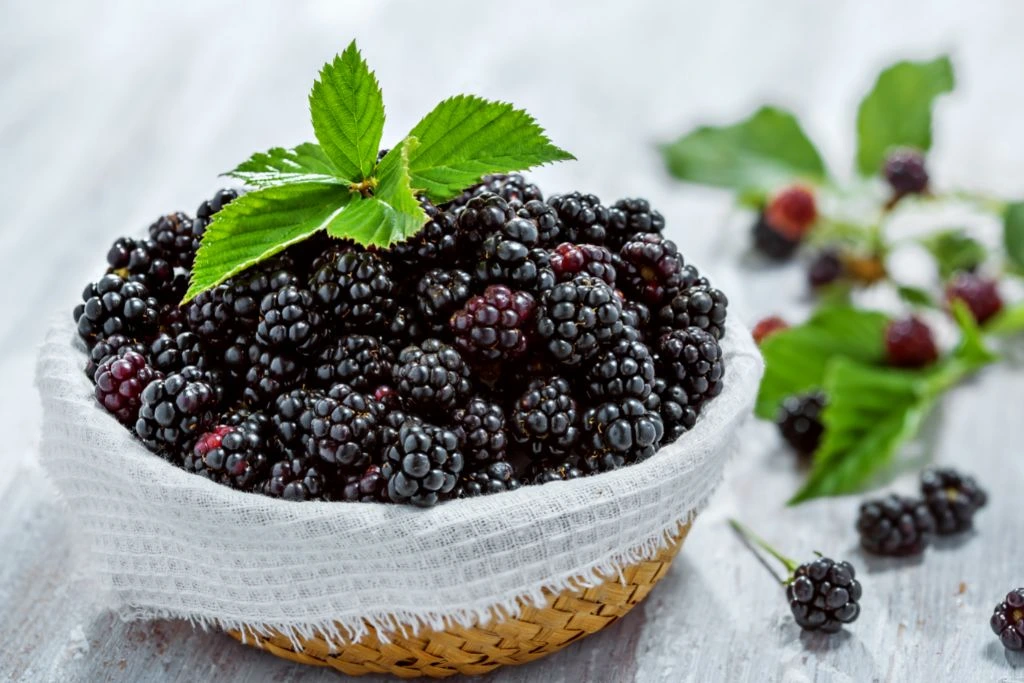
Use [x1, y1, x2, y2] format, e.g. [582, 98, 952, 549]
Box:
[85, 334, 146, 378]
[455, 192, 516, 257]
[190, 412, 278, 490]
[242, 350, 306, 407]
[147, 212, 197, 268]
[656, 327, 724, 405]
[885, 316, 938, 368]
[581, 398, 664, 469]
[514, 199, 561, 247]
[450, 285, 537, 362]
[856, 494, 936, 556]
[135, 365, 217, 450]
[991, 588, 1024, 651]
[920, 468, 988, 534]
[618, 233, 685, 306]
[256, 284, 323, 354]
[310, 247, 396, 328]
[382, 420, 464, 507]
[510, 376, 580, 457]
[453, 397, 508, 465]
[884, 149, 929, 196]
[776, 392, 826, 456]
[547, 192, 611, 245]
[392, 339, 473, 413]
[536, 275, 625, 365]
[658, 283, 729, 339]
[550, 243, 617, 286]
[415, 268, 473, 332]
[530, 459, 584, 485]
[610, 198, 665, 248]
[787, 557, 862, 633]
[391, 197, 459, 266]
[149, 331, 207, 374]
[654, 378, 698, 444]
[74, 274, 160, 345]
[263, 455, 329, 501]
[313, 335, 394, 391]
[456, 461, 520, 498]
[585, 338, 656, 401]
[339, 464, 389, 502]
[304, 388, 382, 471]
[945, 272, 1003, 324]
[94, 350, 161, 424]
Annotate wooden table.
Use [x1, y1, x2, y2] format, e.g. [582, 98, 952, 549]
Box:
[3, 2, 1023, 680]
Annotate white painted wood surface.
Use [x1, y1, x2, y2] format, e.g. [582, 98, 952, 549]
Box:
[2, 1, 1024, 680]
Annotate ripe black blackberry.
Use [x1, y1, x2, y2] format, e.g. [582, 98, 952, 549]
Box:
[656, 327, 724, 405]
[84, 334, 146, 378]
[510, 376, 580, 457]
[339, 464, 389, 502]
[808, 250, 844, 288]
[658, 283, 729, 340]
[106, 237, 185, 303]
[991, 588, 1024, 652]
[610, 198, 665, 248]
[474, 233, 555, 293]
[270, 387, 317, 452]
[550, 242, 617, 286]
[618, 233, 685, 307]
[450, 285, 537, 362]
[382, 420, 464, 507]
[654, 378, 698, 445]
[256, 284, 323, 354]
[455, 192, 516, 257]
[313, 335, 394, 391]
[752, 212, 799, 260]
[192, 188, 240, 241]
[581, 398, 664, 468]
[547, 192, 612, 245]
[620, 299, 652, 339]
[514, 199, 561, 247]
[787, 557, 862, 633]
[94, 350, 161, 425]
[776, 392, 826, 456]
[448, 173, 543, 209]
[456, 461, 520, 498]
[189, 412, 278, 490]
[391, 197, 459, 266]
[385, 305, 427, 358]
[74, 274, 160, 345]
[304, 388, 382, 471]
[310, 247, 395, 328]
[454, 397, 508, 465]
[856, 494, 936, 556]
[149, 331, 207, 374]
[147, 212, 197, 269]
[262, 454, 329, 501]
[135, 365, 217, 450]
[530, 459, 584, 485]
[392, 339, 473, 413]
[585, 339, 656, 401]
[536, 275, 625, 365]
[883, 149, 929, 196]
[920, 468, 988, 534]
[415, 268, 473, 332]
[242, 350, 306, 407]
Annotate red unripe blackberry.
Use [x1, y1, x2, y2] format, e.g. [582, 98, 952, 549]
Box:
[883, 149, 929, 196]
[787, 557, 862, 633]
[885, 316, 938, 368]
[751, 316, 788, 345]
[991, 588, 1024, 651]
[776, 392, 826, 456]
[765, 186, 817, 240]
[451, 285, 537, 362]
[94, 350, 161, 424]
[536, 275, 625, 366]
[618, 233, 685, 306]
[856, 494, 935, 556]
[752, 213, 799, 260]
[945, 272, 1003, 324]
[550, 242, 617, 286]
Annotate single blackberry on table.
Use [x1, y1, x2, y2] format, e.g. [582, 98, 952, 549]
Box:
[856, 494, 936, 556]
[920, 468, 988, 534]
[313, 335, 394, 391]
[657, 283, 729, 339]
[338, 464, 389, 502]
[991, 588, 1024, 652]
[751, 316, 788, 345]
[514, 199, 561, 247]
[304, 388, 382, 471]
[390, 197, 459, 266]
[135, 365, 217, 451]
[581, 398, 664, 470]
[242, 350, 306, 407]
[74, 274, 160, 346]
[262, 454, 330, 501]
[585, 338, 656, 401]
[536, 275, 625, 365]
[192, 188, 240, 241]
[94, 350, 161, 425]
[106, 237, 185, 303]
[752, 213, 799, 260]
[787, 557, 862, 633]
[883, 149, 929, 196]
[310, 247, 396, 328]
[618, 233, 685, 306]
[453, 397, 508, 465]
[547, 192, 612, 245]
[656, 327, 724, 405]
[885, 316, 938, 368]
[550, 242, 617, 286]
[456, 461, 520, 498]
[392, 339, 473, 413]
[149, 331, 207, 374]
[84, 334, 146, 378]
[415, 268, 473, 332]
[530, 459, 584, 485]
[474, 233, 555, 293]
[147, 212, 197, 269]
[776, 392, 826, 456]
[256, 284, 323, 354]
[510, 376, 580, 457]
[450, 285, 537, 362]
[455, 192, 516, 257]
[808, 249, 844, 288]
[654, 378, 698, 445]
[382, 420, 464, 507]
[189, 412, 278, 490]
[945, 272, 1003, 324]
[610, 198, 665, 248]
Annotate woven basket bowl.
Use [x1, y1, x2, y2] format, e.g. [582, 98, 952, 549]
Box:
[227, 524, 690, 678]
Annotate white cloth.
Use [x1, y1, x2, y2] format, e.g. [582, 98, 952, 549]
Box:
[35, 314, 762, 647]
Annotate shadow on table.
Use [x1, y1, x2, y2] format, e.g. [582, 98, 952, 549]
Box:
[982, 640, 1024, 669]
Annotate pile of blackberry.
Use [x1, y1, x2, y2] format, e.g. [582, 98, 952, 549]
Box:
[75, 176, 730, 506]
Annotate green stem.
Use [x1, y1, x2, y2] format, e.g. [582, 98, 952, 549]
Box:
[728, 519, 800, 581]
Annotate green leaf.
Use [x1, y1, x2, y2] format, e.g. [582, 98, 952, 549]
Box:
[855, 55, 954, 175]
[225, 143, 342, 187]
[309, 40, 385, 182]
[184, 182, 353, 301]
[896, 285, 937, 308]
[660, 106, 827, 193]
[406, 95, 575, 202]
[919, 229, 986, 279]
[1003, 201, 1024, 271]
[326, 137, 428, 247]
[985, 302, 1024, 336]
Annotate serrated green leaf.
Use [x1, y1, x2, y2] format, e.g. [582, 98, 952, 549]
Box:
[406, 95, 575, 202]
[326, 137, 427, 247]
[661, 106, 827, 193]
[184, 183, 353, 301]
[896, 285, 937, 308]
[309, 40, 385, 182]
[855, 56, 954, 175]
[919, 229, 986, 279]
[225, 143, 342, 187]
[1003, 201, 1024, 271]
[755, 306, 890, 419]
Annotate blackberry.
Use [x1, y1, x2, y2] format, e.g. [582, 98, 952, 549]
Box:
[455, 192, 516, 257]
[84, 334, 146, 379]
[856, 494, 936, 556]
[158, 304, 188, 336]
[654, 378, 698, 445]
[94, 350, 161, 425]
[581, 398, 664, 469]
[453, 397, 507, 465]
[776, 392, 826, 456]
[610, 198, 665, 248]
[787, 557, 862, 633]
[392, 339, 473, 413]
[263, 455, 329, 501]
[550, 243, 617, 286]
[147, 212, 196, 269]
[618, 233, 685, 306]
[585, 339, 656, 401]
[304, 388, 382, 471]
[256, 284, 323, 354]
[945, 272, 1003, 324]
[135, 366, 217, 450]
[448, 174, 543, 209]
[310, 247, 395, 328]
[339, 464, 389, 502]
[74, 274, 160, 345]
[391, 197, 459, 266]
[885, 316, 938, 368]
[451, 285, 537, 362]
[374, 385, 402, 411]
[271, 388, 317, 452]
[510, 376, 580, 457]
[751, 316, 788, 345]
[658, 283, 729, 339]
[385, 306, 427, 358]
[106, 237, 185, 303]
[531, 459, 584, 485]
[547, 192, 612, 245]
[765, 186, 817, 240]
[193, 188, 240, 241]
[620, 299, 651, 338]
[514, 199, 561, 247]
[656, 327, 724, 405]
[241, 350, 306, 407]
[883, 149, 929, 196]
[415, 268, 473, 332]
[313, 335, 394, 391]
[382, 420, 464, 507]
[189, 412, 278, 490]
[991, 588, 1024, 652]
[536, 275, 625, 365]
[474, 233, 555, 293]
[456, 461, 520, 498]
[807, 249, 844, 288]
[920, 468, 988, 534]
[149, 331, 207, 374]
[752, 213, 799, 260]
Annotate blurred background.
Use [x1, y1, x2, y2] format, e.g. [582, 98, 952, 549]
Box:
[3, 1, 1023, 680]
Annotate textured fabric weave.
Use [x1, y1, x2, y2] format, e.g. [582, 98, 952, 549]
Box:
[36, 315, 762, 646]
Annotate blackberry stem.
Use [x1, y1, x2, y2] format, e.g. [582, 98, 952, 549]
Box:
[728, 519, 799, 583]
